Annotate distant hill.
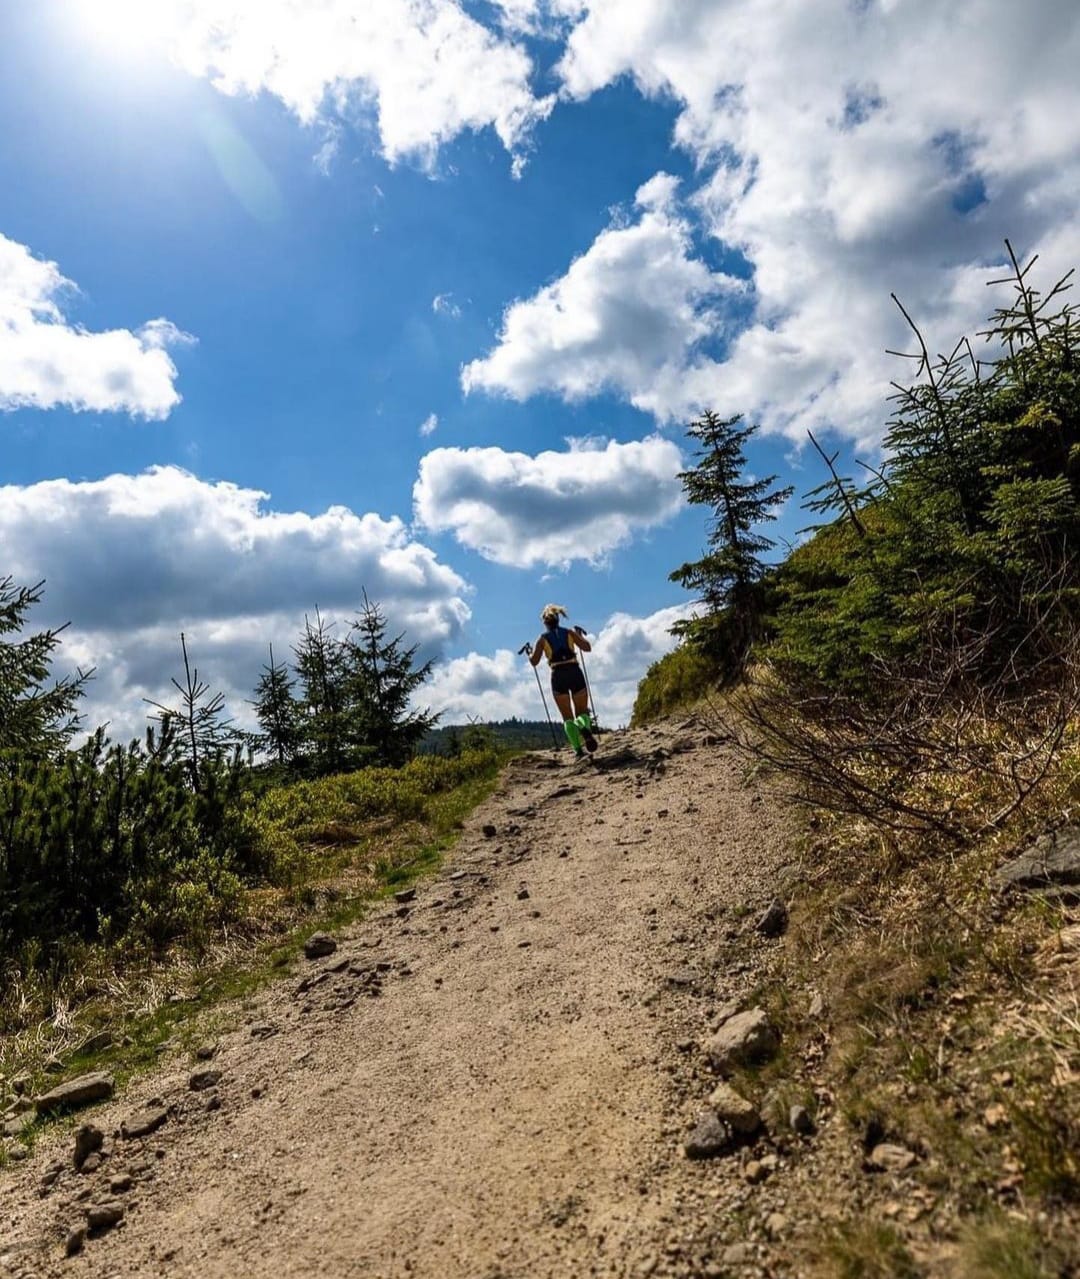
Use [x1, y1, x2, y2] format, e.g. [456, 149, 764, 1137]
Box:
[420, 718, 558, 755]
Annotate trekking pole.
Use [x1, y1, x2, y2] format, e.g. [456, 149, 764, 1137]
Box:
[519, 643, 560, 750]
[573, 626, 599, 730]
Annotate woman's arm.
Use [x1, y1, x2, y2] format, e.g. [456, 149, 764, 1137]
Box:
[571, 626, 591, 653]
[529, 636, 546, 667]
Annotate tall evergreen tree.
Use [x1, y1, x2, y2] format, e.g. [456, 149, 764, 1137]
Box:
[670, 411, 793, 672]
[251, 642, 302, 768]
[293, 609, 353, 775]
[0, 576, 92, 756]
[346, 593, 438, 767]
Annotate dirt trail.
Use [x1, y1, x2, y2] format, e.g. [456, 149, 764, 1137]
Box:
[1, 722, 798, 1279]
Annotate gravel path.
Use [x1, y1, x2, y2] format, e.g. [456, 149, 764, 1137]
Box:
[0, 721, 798, 1279]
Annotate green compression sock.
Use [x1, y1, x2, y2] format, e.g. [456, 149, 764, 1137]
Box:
[563, 719, 583, 751]
[574, 713, 594, 733]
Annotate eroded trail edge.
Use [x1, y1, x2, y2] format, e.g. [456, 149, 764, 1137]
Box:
[1, 723, 799, 1279]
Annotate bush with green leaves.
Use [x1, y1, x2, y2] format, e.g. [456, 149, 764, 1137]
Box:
[0, 723, 253, 966]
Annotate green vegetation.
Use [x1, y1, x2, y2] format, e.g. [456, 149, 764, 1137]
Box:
[0, 743, 500, 1097]
[637, 246, 1080, 1269]
[0, 571, 507, 1095]
[257, 592, 437, 775]
[421, 718, 556, 754]
[815, 1222, 921, 1279]
[630, 643, 719, 726]
[638, 243, 1080, 836]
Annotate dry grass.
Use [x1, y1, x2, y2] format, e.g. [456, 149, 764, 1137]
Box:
[0, 771, 500, 1124]
[809, 1221, 922, 1279]
[954, 1213, 1065, 1279]
[716, 677, 1080, 1273]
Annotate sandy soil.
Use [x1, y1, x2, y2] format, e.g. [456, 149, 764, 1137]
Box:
[0, 720, 800, 1279]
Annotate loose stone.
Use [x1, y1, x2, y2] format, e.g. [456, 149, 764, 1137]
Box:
[683, 1111, 732, 1160]
[703, 1009, 779, 1073]
[121, 1107, 168, 1140]
[35, 1073, 115, 1116]
[86, 1201, 125, 1231]
[303, 932, 337, 959]
[790, 1104, 815, 1136]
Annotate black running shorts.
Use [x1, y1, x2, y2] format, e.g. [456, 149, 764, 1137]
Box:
[551, 662, 587, 697]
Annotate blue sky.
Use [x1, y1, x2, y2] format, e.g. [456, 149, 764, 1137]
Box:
[3, 0, 1079, 735]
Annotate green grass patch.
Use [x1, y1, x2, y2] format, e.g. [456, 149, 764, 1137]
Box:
[631, 643, 719, 725]
[0, 752, 505, 1144]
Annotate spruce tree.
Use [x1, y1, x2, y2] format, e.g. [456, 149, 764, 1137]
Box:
[0, 576, 91, 756]
[251, 643, 302, 768]
[346, 593, 438, 767]
[293, 609, 353, 775]
[670, 411, 793, 672]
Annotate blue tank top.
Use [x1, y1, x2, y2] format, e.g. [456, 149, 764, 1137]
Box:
[542, 625, 575, 664]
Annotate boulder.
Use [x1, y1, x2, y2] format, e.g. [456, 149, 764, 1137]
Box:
[703, 1008, 779, 1073]
[35, 1072, 114, 1116]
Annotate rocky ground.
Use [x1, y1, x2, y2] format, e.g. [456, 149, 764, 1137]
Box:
[0, 720, 1037, 1278]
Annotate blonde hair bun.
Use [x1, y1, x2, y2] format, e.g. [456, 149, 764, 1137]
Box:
[540, 603, 568, 622]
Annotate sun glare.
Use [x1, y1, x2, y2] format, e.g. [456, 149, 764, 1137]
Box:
[71, 0, 180, 59]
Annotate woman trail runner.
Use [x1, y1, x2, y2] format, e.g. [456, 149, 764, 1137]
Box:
[527, 604, 597, 759]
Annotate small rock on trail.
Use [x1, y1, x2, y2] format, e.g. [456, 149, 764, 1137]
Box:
[683, 1111, 732, 1160]
[73, 1123, 104, 1169]
[303, 932, 338, 959]
[35, 1072, 115, 1116]
[86, 1201, 125, 1231]
[755, 897, 788, 937]
[703, 1008, 779, 1073]
[121, 1107, 168, 1140]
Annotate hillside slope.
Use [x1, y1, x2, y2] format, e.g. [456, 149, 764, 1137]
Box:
[1, 720, 809, 1278]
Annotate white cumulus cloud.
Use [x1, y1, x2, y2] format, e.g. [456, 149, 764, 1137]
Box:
[1, 466, 470, 741]
[425, 601, 695, 727]
[461, 173, 742, 418]
[0, 233, 191, 419]
[540, 0, 1080, 443]
[413, 434, 684, 568]
[159, 0, 554, 170]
